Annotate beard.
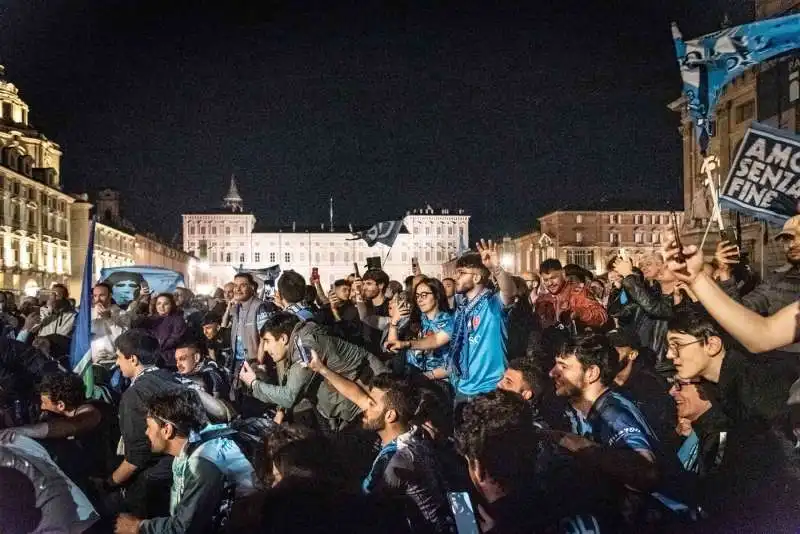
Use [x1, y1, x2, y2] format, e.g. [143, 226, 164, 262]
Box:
[362, 412, 386, 432]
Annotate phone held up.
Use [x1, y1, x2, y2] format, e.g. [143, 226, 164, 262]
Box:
[719, 228, 741, 262]
[295, 337, 312, 366]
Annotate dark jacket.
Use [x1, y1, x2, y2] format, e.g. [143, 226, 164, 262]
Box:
[251, 321, 388, 430]
[137, 314, 187, 367]
[616, 274, 673, 366]
[321, 302, 364, 347]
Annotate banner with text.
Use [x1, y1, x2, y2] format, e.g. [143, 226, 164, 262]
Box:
[720, 122, 800, 225]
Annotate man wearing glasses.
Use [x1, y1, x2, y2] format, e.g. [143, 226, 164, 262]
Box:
[449, 240, 517, 406]
[665, 308, 798, 530]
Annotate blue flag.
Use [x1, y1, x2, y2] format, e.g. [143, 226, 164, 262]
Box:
[99, 266, 185, 307]
[70, 217, 96, 395]
[672, 14, 800, 154]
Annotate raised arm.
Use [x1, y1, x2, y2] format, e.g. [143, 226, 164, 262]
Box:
[477, 239, 515, 306]
[307, 349, 373, 412]
[663, 237, 798, 353]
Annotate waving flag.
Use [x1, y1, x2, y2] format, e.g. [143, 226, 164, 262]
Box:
[349, 220, 404, 247]
[70, 217, 96, 396]
[672, 14, 800, 154]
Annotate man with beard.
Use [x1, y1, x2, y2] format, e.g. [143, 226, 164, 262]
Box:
[449, 241, 516, 405]
[353, 268, 392, 355]
[547, 334, 695, 527]
[229, 273, 277, 404]
[307, 352, 457, 534]
[534, 259, 607, 331]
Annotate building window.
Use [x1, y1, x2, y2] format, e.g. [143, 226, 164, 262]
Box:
[344, 252, 349, 262]
[330, 252, 335, 263]
[634, 215, 643, 225]
[282, 252, 289, 263]
[315, 252, 321, 263]
[211, 226, 217, 235]
[299, 253, 305, 262]
[425, 227, 430, 236]
[448, 226, 453, 236]
[735, 100, 755, 123]
[225, 227, 231, 235]
[425, 251, 431, 262]
[239, 253, 245, 264]
[575, 232, 583, 243]
[652, 232, 660, 244]
[269, 252, 276, 263]
[436, 227, 442, 235]
[200, 226, 206, 235]
[189, 225, 195, 235]
[609, 214, 618, 224]
[254, 252, 261, 262]
[566, 249, 595, 271]
[576, 214, 583, 223]
[610, 232, 619, 244]
[212, 252, 217, 263]
[225, 252, 232, 263]
[239, 226, 244, 234]
[634, 232, 643, 243]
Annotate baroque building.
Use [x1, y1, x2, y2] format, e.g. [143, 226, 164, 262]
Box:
[182, 177, 469, 292]
[0, 66, 73, 296]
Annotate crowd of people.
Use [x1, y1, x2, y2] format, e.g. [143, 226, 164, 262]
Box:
[1, 220, 800, 533]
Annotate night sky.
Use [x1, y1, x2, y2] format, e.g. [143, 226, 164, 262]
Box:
[0, 0, 755, 241]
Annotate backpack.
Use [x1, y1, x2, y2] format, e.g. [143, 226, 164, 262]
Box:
[185, 417, 279, 533]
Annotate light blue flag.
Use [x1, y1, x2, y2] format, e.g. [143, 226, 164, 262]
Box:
[672, 14, 800, 154]
[69, 217, 96, 395]
[99, 266, 185, 307]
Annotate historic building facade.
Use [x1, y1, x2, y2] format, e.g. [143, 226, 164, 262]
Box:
[495, 210, 677, 275]
[182, 178, 470, 291]
[0, 66, 74, 296]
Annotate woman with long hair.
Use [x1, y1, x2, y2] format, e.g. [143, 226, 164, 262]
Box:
[386, 277, 453, 383]
[137, 292, 187, 368]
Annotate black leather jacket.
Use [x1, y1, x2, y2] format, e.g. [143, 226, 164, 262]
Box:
[609, 274, 673, 365]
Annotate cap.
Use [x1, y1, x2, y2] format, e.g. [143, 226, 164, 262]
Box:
[607, 328, 640, 350]
[775, 215, 800, 241]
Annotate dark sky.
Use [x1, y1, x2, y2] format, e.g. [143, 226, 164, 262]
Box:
[0, 0, 754, 241]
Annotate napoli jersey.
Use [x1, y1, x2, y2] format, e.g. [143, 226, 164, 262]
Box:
[567, 389, 657, 453]
[453, 292, 508, 396]
[406, 310, 454, 372]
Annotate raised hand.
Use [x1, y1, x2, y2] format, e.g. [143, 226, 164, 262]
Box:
[662, 232, 704, 285]
[612, 256, 633, 277]
[476, 239, 500, 271]
[307, 349, 326, 373]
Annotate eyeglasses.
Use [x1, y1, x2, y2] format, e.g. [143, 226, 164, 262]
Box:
[666, 339, 703, 355]
[668, 376, 703, 391]
[415, 291, 433, 300]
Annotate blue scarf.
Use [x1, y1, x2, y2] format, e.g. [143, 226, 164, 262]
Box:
[285, 303, 315, 321]
[448, 288, 492, 379]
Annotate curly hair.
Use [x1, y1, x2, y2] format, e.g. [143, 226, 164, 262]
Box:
[38, 372, 86, 410]
[454, 390, 538, 491]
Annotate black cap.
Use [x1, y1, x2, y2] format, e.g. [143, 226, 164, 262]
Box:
[607, 328, 640, 350]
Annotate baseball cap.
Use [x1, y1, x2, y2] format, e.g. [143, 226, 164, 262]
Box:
[607, 328, 641, 350]
[775, 215, 800, 241]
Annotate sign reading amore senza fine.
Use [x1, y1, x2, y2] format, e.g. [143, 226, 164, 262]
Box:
[720, 122, 800, 225]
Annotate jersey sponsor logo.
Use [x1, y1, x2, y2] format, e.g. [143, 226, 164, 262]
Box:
[471, 316, 481, 330]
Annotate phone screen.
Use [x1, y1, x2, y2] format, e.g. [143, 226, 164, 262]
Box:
[295, 337, 312, 365]
[670, 212, 685, 262]
[448, 492, 479, 534]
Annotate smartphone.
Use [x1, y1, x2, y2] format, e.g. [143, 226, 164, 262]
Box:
[295, 337, 312, 365]
[670, 212, 685, 263]
[719, 228, 740, 261]
[353, 262, 361, 279]
[447, 492, 480, 534]
[311, 267, 319, 282]
[395, 291, 409, 309]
